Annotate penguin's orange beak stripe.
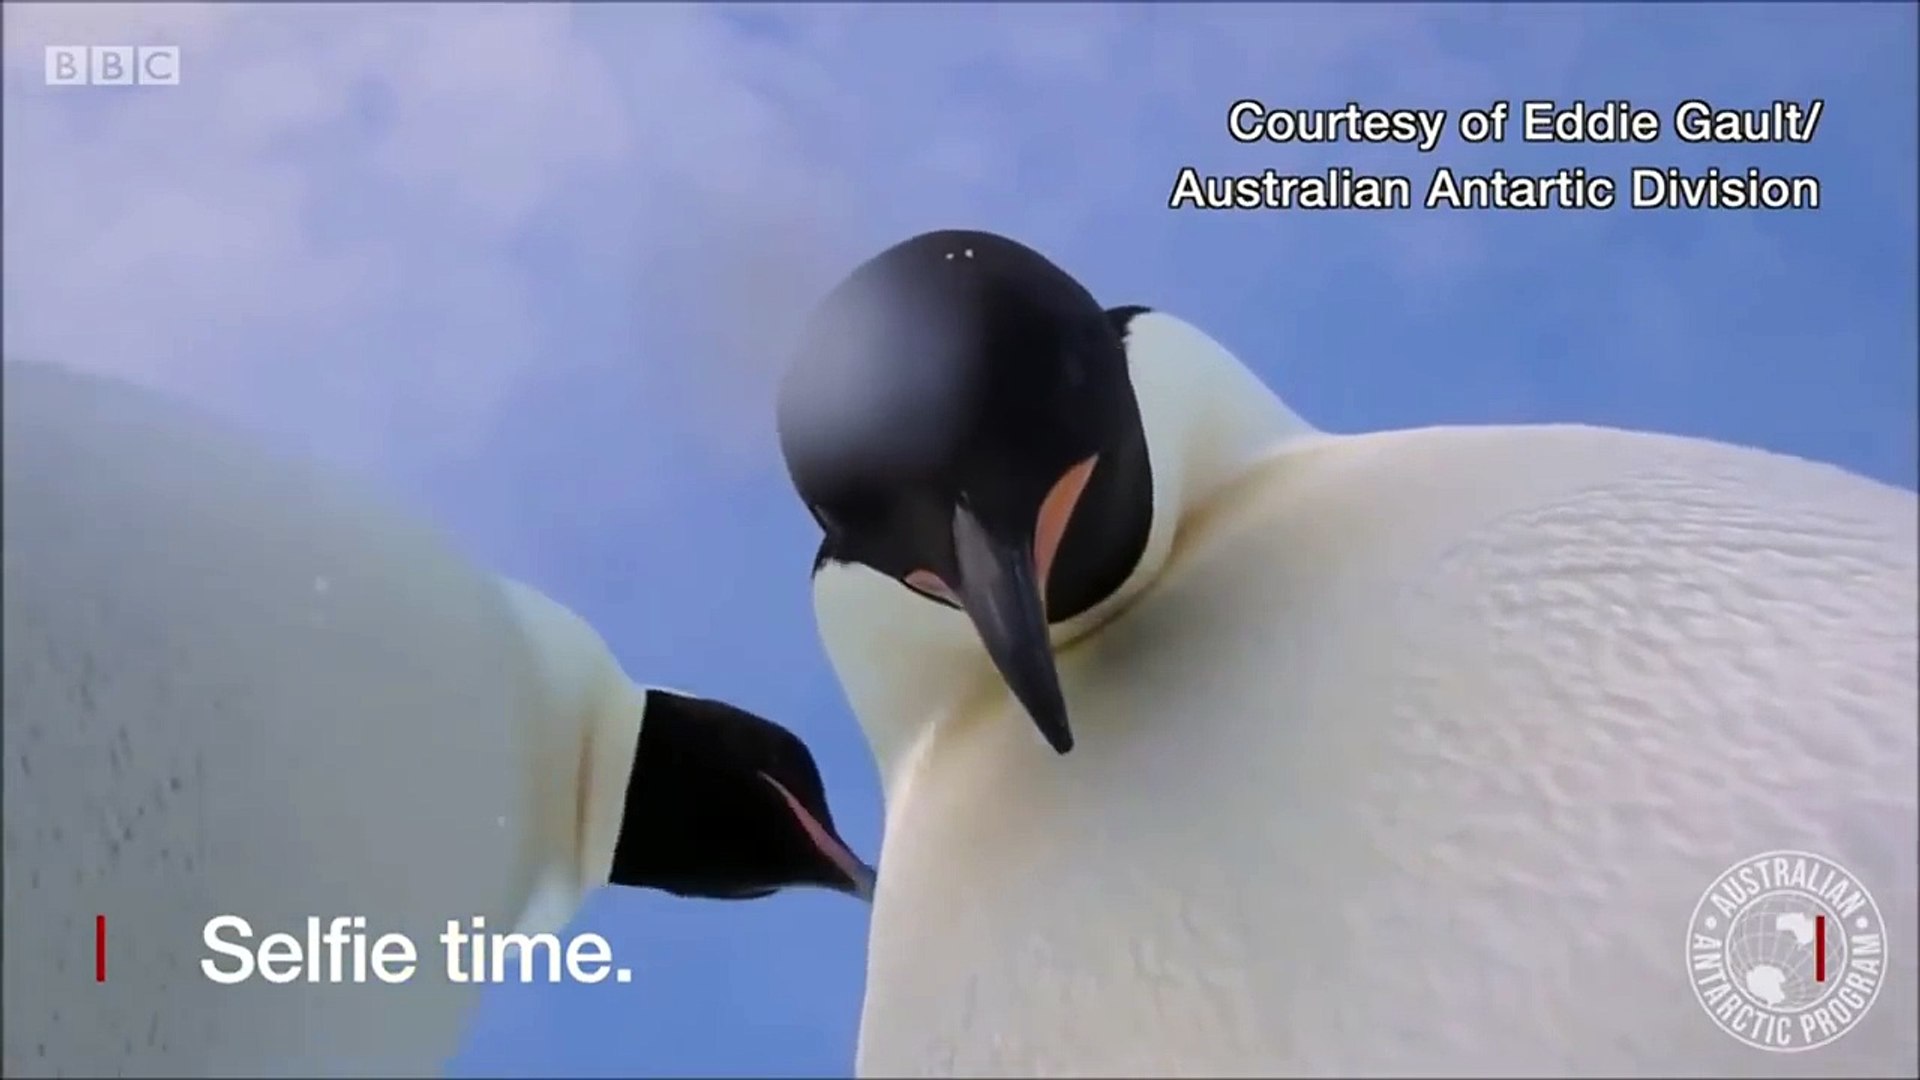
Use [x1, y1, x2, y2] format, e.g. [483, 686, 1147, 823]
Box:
[757, 772, 876, 901]
[905, 454, 1099, 614]
[1032, 455, 1099, 614]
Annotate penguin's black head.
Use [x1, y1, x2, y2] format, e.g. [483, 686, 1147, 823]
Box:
[610, 690, 875, 902]
[777, 229, 1154, 756]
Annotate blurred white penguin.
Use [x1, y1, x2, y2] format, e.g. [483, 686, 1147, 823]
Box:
[2, 361, 873, 1077]
[775, 230, 1918, 1077]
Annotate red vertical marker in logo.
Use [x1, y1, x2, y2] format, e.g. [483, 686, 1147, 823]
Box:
[95, 915, 107, 982]
[1814, 913, 1827, 982]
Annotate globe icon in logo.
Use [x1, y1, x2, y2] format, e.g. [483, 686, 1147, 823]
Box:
[1723, 892, 1843, 1012]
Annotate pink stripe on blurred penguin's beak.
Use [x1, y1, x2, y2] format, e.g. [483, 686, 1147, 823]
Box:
[758, 772, 876, 901]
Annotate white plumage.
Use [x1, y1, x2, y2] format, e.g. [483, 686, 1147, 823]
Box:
[814, 312, 1918, 1077]
[3, 361, 649, 1076]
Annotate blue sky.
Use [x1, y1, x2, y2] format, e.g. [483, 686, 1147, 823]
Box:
[3, 2, 1914, 1076]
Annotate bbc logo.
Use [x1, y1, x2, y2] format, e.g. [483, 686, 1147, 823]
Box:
[44, 46, 180, 87]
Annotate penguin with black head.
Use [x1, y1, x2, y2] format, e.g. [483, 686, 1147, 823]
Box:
[773, 229, 1917, 1077]
[3, 361, 873, 1077]
[778, 230, 1160, 755]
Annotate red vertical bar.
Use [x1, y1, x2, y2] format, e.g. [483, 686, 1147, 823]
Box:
[95, 915, 107, 982]
[1815, 914, 1827, 982]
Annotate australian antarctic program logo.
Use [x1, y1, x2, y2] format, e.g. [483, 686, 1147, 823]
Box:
[1687, 849, 1887, 1052]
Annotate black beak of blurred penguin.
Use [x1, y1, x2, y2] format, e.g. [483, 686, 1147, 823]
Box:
[751, 767, 878, 902]
[778, 229, 1157, 757]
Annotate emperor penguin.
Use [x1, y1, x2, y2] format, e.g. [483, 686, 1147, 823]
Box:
[3, 360, 873, 1078]
[774, 230, 1919, 1077]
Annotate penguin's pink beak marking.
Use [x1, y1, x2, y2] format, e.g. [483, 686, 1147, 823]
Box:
[757, 772, 875, 900]
[904, 454, 1100, 614]
[1032, 454, 1099, 606]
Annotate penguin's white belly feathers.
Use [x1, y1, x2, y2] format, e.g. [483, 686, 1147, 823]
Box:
[859, 424, 1918, 1078]
[3, 363, 554, 1076]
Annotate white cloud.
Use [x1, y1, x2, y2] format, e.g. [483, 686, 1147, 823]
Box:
[3, 2, 1905, 500]
[1, 4, 633, 472]
[3, 4, 1503, 478]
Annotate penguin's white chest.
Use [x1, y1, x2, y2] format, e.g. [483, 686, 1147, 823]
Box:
[857, 427, 1918, 1077]
[4, 365, 556, 1076]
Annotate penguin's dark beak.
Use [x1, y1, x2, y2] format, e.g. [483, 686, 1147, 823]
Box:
[840, 858, 878, 903]
[813, 830, 877, 903]
[757, 771, 878, 903]
[950, 504, 1075, 754]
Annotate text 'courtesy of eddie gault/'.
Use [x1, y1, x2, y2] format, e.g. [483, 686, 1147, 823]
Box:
[1170, 99, 1825, 212]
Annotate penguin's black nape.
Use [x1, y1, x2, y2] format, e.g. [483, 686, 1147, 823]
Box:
[609, 690, 875, 903]
[777, 229, 1157, 756]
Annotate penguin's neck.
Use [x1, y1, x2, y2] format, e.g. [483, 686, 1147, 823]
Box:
[494, 579, 645, 929]
[574, 682, 647, 895]
[1052, 311, 1321, 650]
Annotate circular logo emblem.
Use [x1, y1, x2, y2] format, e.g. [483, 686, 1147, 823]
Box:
[1687, 849, 1887, 1052]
